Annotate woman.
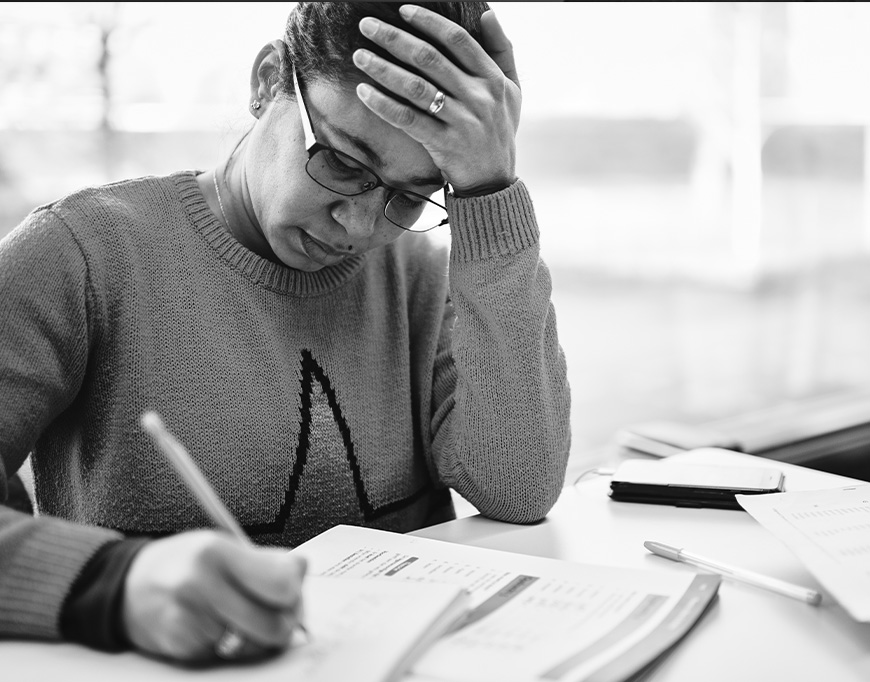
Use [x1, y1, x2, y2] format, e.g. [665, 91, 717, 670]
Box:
[0, 1, 570, 664]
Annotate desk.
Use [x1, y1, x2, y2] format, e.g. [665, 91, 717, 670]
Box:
[416, 449, 870, 681]
[4, 450, 870, 681]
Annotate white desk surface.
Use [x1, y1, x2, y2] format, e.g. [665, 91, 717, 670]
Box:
[415, 449, 870, 682]
[4, 450, 870, 681]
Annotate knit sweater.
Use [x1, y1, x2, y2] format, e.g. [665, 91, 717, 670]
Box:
[0, 170, 571, 640]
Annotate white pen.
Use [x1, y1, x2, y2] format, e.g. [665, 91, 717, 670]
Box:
[644, 540, 822, 606]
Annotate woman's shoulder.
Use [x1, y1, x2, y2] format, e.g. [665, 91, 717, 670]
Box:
[44, 171, 192, 225]
[1, 171, 198, 277]
[6, 171, 199, 261]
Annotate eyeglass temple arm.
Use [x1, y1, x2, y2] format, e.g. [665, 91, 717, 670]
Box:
[292, 66, 318, 151]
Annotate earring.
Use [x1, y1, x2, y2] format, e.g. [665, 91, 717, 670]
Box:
[250, 100, 261, 111]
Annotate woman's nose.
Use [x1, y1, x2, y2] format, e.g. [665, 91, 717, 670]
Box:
[330, 189, 385, 238]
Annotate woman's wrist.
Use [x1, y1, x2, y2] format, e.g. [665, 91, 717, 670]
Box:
[449, 176, 517, 199]
[60, 537, 151, 652]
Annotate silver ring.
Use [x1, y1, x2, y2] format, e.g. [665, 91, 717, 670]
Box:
[215, 627, 245, 659]
[427, 90, 446, 116]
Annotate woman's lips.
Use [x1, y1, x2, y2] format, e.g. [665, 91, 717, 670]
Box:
[299, 232, 349, 264]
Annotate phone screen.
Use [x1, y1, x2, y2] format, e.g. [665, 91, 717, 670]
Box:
[612, 460, 783, 490]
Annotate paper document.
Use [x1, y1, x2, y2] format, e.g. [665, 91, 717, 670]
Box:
[294, 525, 719, 682]
[737, 484, 870, 621]
[280, 575, 468, 682]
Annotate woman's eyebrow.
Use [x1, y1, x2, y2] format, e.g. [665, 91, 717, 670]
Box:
[321, 121, 444, 190]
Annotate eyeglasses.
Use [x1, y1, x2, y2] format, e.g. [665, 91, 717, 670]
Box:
[292, 67, 449, 233]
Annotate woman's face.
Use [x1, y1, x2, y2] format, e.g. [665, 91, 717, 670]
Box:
[241, 79, 445, 272]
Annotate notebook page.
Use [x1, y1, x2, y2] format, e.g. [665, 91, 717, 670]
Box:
[283, 576, 468, 682]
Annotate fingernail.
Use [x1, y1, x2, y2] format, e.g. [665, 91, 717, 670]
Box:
[353, 49, 371, 67]
[357, 83, 374, 100]
[359, 17, 380, 36]
[399, 5, 416, 20]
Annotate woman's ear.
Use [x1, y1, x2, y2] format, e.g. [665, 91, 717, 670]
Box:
[250, 39, 286, 116]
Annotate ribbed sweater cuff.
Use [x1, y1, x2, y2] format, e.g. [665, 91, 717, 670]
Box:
[0, 523, 122, 640]
[446, 179, 539, 263]
[61, 537, 151, 651]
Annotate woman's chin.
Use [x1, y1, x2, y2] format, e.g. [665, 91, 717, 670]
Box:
[272, 245, 336, 272]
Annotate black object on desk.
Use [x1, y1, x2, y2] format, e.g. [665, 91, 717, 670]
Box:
[608, 458, 786, 510]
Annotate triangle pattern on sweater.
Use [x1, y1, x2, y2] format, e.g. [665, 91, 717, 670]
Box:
[244, 349, 429, 543]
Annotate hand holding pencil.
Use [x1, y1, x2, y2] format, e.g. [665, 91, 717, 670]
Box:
[121, 412, 308, 664]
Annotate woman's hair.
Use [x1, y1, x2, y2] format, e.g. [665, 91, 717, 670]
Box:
[281, 2, 491, 95]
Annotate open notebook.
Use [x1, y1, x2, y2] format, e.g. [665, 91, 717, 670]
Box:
[294, 524, 720, 682]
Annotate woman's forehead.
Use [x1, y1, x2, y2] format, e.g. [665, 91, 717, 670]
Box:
[302, 80, 443, 190]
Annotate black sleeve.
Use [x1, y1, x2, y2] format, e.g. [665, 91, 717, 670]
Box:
[60, 537, 151, 651]
[5, 474, 33, 515]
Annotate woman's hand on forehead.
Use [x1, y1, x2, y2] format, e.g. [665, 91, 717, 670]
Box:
[352, 4, 520, 198]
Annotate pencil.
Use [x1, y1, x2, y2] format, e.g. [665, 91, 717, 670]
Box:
[140, 411, 311, 639]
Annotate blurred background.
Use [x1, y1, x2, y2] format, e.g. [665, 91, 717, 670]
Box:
[3, 2, 870, 474]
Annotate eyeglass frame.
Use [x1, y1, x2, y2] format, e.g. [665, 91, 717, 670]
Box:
[291, 66, 449, 233]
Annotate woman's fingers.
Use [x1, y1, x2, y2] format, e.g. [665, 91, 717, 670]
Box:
[122, 531, 307, 664]
[396, 4, 503, 81]
[220, 542, 307, 611]
[480, 9, 519, 86]
[152, 602, 225, 662]
[353, 48, 454, 122]
[356, 81, 443, 146]
[209, 546, 307, 649]
[202, 577, 295, 650]
[358, 15, 463, 98]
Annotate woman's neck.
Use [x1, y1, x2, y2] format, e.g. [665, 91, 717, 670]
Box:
[198, 155, 282, 265]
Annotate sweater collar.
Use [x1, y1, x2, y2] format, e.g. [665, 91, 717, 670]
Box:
[173, 170, 365, 296]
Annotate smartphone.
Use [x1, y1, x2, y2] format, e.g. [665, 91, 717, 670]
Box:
[609, 459, 785, 510]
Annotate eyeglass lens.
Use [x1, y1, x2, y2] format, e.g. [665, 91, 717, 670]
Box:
[307, 148, 447, 232]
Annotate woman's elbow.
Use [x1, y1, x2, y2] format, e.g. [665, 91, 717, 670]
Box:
[474, 473, 565, 524]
